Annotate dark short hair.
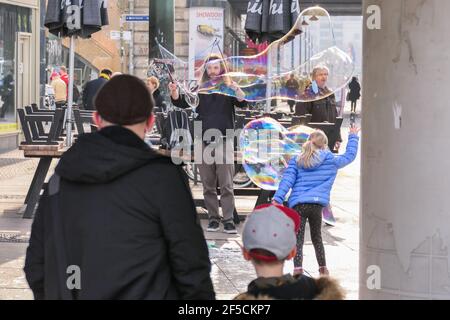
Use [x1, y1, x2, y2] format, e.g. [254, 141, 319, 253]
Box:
[100, 68, 113, 76]
[94, 74, 153, 125]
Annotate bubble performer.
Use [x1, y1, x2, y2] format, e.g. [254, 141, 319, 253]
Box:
[169, 54, 247, 235]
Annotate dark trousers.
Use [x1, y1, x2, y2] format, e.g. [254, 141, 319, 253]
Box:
[287, 100, 296, 113]
[351, 100, 357, 113]
[293, 204, 326, 268]
[198, 142, 235, 222]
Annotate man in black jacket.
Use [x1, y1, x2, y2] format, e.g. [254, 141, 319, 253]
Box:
[295, 66, 342, 151]
[24, 75, 215, 300]
[169, 55, 246, 235]
[147, 76, 167, 112]
[81, 68, 112, 110]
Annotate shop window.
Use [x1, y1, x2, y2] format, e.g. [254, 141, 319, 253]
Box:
[0, 4, 31, 125]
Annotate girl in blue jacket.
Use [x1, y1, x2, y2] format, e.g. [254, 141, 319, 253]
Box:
[273, 126, 360, 276]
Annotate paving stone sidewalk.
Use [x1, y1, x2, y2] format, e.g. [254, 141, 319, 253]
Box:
[0, 110, 361, 300]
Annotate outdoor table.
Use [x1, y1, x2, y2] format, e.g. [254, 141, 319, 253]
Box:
[20, 144, 67, 219]
[20, 146, 273, 220]
[157, 149, 275, 220]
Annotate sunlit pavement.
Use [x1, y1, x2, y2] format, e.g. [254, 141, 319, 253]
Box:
[0, 105, 361, 300]
[203, 108, 361, 300]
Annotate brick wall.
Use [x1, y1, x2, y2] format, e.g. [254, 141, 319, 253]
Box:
[174, 0, 189, 61]
[131, 0, 150, 79]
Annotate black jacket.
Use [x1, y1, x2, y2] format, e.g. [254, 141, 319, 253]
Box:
[295, 89, 342, 143]
[24, 126, 215, 300]
[348, 80, 361, 101]
[152, 89, 166, 111]
[295, 91, 338, 123]
[172, 93, 246, 135]
[82, 77, 108, 110]
[234, 274, 345, 300]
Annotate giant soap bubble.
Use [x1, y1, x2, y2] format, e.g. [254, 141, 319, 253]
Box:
[239, 118, 315, 190]
[155, 6, 354, 107]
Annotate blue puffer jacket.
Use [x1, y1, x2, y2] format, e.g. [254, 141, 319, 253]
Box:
[273, 134, 359, 208]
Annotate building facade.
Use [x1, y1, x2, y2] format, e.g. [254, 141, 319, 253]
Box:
[0, 0, 41, 152]
[173, 0, 243, 65]
[0, 1, 241, 152]
[0, 0, 152, 152]
[150, 0, 243, 98]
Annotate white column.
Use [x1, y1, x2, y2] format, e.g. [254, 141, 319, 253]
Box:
[360, 0, 450, 299]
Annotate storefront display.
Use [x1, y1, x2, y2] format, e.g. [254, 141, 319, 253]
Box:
[0, 3, 31, 128]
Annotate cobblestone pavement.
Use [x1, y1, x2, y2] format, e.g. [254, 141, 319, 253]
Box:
[0, 150, 39, 181]
[0, 108, 361, 300]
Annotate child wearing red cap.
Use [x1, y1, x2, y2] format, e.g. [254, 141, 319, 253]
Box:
[235, 204, 345, 300]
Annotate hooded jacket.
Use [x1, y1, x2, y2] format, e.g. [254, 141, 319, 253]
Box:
[24, 126, 215, 300]
[234, 274, 345, 300]
[273, 134, 359, 207]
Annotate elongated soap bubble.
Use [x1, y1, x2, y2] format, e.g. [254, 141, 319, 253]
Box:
[239, 118, 315, 190]
[199, 6, 355, 103]
[153, 6, 354, 106]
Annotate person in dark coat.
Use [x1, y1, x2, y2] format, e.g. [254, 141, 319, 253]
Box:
[169, 54, 247, 235]
[348, 76, 361, 113]
[285, 74, 300, 113]
[295, 66, 342, 151]
[24, 75, 215, 300]
[147, 76, 166, 112]
[81, 68, 112, 110]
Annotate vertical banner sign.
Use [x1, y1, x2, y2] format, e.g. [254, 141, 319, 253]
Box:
[189, 7, 224, 80]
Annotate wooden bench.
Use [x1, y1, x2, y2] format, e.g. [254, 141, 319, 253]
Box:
[30, 103, 55, 113]
[157, 149, 273, 224]
[17, 103, 69, 218]
[308, 118, 344, 152]
[73, 108, 96, 135]
[17, 107, 65, 145]
[20, 147, 266, 222]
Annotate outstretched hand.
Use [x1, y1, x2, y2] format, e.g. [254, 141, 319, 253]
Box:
[168, 82, 179, 99]
[349, 125, 360, 135]
[229, 81, 245, 101]
[168, 82, 177, 93]
[228, 81, 239, 91]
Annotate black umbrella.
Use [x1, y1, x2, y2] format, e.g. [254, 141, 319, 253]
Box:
[45, 0, 109, 146]
[245, 0, 300, 44]
[245, 0, 300, 112]
[45, 0, 108, 38]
